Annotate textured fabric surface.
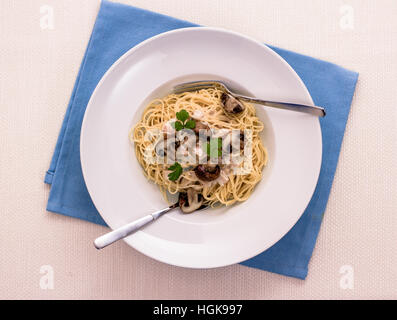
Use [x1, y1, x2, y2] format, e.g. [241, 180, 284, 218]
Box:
[43, 0, 358, 280]
[1, 0, 396, 298]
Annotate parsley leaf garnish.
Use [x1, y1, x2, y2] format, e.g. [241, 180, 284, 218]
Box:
[173, 121, 183, 131]
[176, 109, 189, 123]
[168, 162, 183, 181]
[173, 109, 196, 131]
[184, 120, 196, 129]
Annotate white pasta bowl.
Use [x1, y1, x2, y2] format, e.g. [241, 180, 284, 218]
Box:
[81, 27, 322, 268]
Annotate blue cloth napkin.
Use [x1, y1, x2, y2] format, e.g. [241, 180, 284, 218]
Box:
[45, 0, 358, 279]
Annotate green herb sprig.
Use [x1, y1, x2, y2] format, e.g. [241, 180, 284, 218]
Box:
[167, 162, 183, 181]
[172, 109, 196, 131]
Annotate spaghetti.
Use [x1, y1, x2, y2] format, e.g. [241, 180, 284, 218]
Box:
[131, 87, 267, 209]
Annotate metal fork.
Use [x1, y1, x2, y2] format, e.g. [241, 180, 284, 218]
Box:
[94, 202, 208, 249]
[94, 203, 179, 249]
[173, 80, 326, 117]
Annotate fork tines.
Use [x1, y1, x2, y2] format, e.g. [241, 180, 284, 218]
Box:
[172, 80, 224, 94]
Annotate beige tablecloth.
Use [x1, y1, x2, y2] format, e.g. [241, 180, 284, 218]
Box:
[0, 0, 396, 299]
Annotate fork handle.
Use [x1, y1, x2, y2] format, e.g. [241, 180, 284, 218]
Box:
[93, 205, 177, 249]
[236, 95, 326, 117]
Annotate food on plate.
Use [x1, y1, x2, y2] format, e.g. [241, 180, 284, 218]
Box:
[131, 87, 267, 212]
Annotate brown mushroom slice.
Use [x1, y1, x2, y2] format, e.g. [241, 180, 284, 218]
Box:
[220, 92, 245, 114]
[194, 164, 221, 182]
[178, 189, 204, 214]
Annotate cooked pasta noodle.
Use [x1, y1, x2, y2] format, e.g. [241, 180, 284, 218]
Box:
[130, 87, 267, 208]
